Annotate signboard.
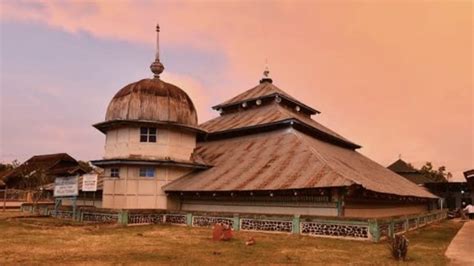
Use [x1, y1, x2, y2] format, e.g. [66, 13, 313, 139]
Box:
[54, 176, 79, 197]
[82, 174, 98, 192]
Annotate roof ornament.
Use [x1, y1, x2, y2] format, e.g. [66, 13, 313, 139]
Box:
[259, 59, 273, 84]
[150, 23, 165, 79]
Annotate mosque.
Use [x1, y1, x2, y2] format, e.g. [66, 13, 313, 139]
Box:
[91, 25, 436, 218]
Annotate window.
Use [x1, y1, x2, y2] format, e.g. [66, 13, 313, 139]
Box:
[140, 127, 157, 142]
[110, 168, 120, 177]
[139, 167, 155, 177]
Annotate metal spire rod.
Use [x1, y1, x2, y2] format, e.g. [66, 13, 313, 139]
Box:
[155, 24, 160, 61]
[150, 23, 164, 78]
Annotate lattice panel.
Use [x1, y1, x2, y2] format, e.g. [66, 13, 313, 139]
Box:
[241, 219, 292, 233]
[301, 222, 368, 239]
[165, 214, 187, 224]
[55, 210, 73, 219]
[192, 216, 234, 228]
[128, 213, 164, 224]
[83, 212, 118, 223]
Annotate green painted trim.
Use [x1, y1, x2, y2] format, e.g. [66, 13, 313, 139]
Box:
[368, 219, 380, 242]
[233, 214, 240, 231]
[389, 221, 395, 238]
[186, 213, 193, 226]
[336, 188, 347, 217]
[292, 215, 300, 234]
[118, 210, 128, 225]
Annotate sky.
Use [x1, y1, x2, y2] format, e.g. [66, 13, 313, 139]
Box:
[0, 0, 472, 181]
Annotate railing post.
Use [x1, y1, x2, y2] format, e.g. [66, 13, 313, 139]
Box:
[118, 210, 128, 225]
[186, 213, 193, 226]
[233, 214, 240, 231]
[75, 209, 80, 221]
[3, 187, 7, 212]
[292, 215, 300, 234]
[368, 219, 380, 242]
[389, 220, 395, 238]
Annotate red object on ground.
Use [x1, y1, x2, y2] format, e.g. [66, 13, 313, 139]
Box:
[212, 223, 233, 241]
[212, 223, 224, 241]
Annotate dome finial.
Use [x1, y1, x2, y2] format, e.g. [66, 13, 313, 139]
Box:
[150, 23, 164, 79]
[260, 59, 273, 84]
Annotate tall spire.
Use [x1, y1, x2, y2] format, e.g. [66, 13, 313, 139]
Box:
[150, 23, 165, 79]
[259, 59, 273, 84]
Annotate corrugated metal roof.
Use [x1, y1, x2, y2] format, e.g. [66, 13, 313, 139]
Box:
[387, 159, 418, 173]
[164, 128, 436, 198]
[2, 153, 88, 185]
[105, 78, 197, 126]
[201, 103, 359, 148]
[212, 82, 319, 114]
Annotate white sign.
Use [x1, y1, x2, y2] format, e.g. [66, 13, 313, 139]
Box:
[54, 176, 79, 197]
[82, 174, 98, 192]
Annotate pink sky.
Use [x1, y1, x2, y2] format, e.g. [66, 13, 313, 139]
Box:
[0, 1, 472, 181]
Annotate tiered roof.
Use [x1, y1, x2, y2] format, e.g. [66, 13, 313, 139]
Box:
[212, 82, 319, 115]
[165, 80, 437, 199]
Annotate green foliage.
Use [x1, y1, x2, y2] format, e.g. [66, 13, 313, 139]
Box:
[77, 160, 94, 173]
[419, 162, 452, 182]
[0, 160, 20, 174]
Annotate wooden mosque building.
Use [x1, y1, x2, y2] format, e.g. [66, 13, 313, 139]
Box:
[91, 25, 437, 218]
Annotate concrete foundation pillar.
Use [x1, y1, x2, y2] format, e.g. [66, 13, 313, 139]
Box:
[186, 213, 193, 226]
[233, 214, 240, 231]
[292, 215, 300, 234]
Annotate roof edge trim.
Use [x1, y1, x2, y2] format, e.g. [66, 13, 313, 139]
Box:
[212, 92, 320, 114]
[93, 119, 207, 134]
[90, 159, 211, 169]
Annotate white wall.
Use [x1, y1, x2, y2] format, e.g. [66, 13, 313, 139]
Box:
[104, 127, 196, 161]
[344, 203, 429, 218]
[180, 201, 338, 216]
[102, 166, 192, 209]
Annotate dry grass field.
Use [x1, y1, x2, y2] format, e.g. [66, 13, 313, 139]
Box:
[0, 211, 462, 265]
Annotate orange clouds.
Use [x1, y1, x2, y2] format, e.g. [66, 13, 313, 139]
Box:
[1, 0, 472, 180]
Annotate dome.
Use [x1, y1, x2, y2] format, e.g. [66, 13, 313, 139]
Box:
[105, 78, 197, 126]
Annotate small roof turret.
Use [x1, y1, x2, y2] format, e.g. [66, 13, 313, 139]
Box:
[212, 77, 320, 115]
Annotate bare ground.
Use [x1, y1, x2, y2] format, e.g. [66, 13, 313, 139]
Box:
[0, 211, 463, 265]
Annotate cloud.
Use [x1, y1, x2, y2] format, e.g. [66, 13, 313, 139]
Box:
[159, 72, 215, 123]
[1, 1, 472, 180]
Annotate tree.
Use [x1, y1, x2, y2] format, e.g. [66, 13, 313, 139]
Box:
[419, 162, 452, 182]
[0, 160, 20, 173]
[77, 161, 93, 173]
[0, 160, 21, 185]
[16, 166, 50, 208]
